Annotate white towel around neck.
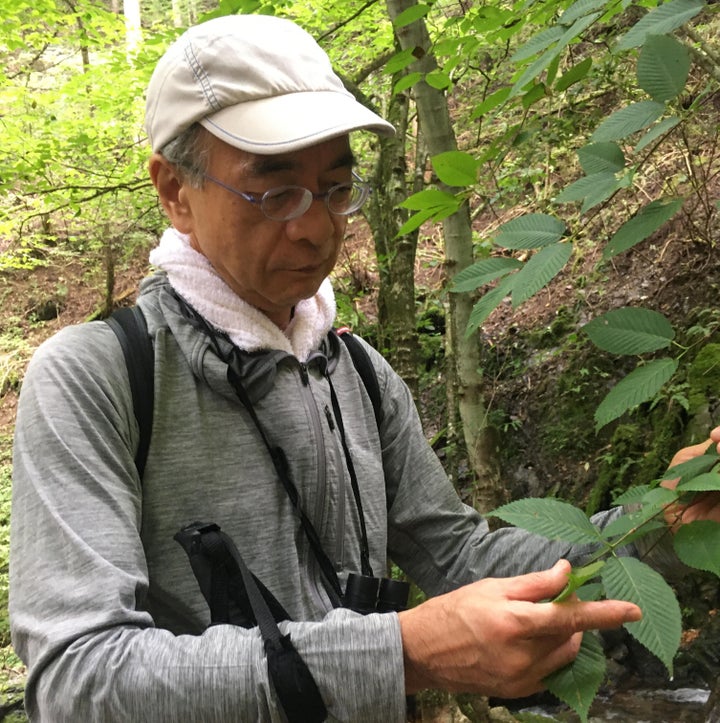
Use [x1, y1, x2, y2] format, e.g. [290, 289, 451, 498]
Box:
[149, 228, 336, 360]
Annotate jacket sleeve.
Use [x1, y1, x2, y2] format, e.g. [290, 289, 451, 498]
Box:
[10, 323, 407, 723]
[362, 339, 677, 596]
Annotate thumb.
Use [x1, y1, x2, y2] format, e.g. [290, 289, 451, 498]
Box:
[505, 559, 571, 603]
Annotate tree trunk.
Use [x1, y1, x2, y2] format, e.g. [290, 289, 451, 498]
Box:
[123, 0, 142, 56]
[384, 0, 502, 510]
[364, 57, 421, 394]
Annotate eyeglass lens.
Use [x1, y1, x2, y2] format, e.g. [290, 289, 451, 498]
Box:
[262, 183, 367, 221]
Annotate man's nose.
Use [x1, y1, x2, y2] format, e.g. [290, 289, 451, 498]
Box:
[285, 197, 338, 246]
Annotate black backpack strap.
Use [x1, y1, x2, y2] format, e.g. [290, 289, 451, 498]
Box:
[105, 307, 154, 479]
[335, 328, 382, 428]
[175, 523, 328, 723]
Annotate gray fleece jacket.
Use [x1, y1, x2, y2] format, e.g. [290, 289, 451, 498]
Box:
[10, 273, 635, 722]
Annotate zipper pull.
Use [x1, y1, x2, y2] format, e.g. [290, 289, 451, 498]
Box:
[299, 363, 309, 385]
[324, 405, 335, 431]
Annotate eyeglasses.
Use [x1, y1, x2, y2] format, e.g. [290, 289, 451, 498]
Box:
[202, 171, 371, 221]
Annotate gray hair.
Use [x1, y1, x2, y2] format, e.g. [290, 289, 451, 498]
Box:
[158, 123, 211, 187]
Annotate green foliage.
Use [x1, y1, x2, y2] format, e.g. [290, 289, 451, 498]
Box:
[490, 445, 720, 721]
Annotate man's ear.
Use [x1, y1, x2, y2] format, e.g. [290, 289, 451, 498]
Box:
[148, 153, 194, 233]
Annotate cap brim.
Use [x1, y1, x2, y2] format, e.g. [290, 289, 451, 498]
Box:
[199, 90, 395, 154]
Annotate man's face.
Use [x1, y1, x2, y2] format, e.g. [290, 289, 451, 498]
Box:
[174, 133, 352, 328]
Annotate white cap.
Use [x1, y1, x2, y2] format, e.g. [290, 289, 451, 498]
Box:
[145, 15, 395, 154]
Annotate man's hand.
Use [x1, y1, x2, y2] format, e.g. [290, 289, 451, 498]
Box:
[662, 426, 720, 529]
[398, 560, 641, 699]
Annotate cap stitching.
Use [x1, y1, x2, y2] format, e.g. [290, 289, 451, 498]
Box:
[184, 43, 221, 113]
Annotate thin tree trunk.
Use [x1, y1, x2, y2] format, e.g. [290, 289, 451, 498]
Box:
[385, 0, 502, 510]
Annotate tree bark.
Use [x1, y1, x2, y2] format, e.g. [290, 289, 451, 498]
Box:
[384, 0, 502, 510]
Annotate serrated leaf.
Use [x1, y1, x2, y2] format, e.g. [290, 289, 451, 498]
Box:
[559, 0, 608, 25]
[603, 198, 684, 260]
[489, 498, 603, 545]
[601, 515, 666, 546]
[511, 25, 565, 62]
[553, 171, 622, 210]
[556, 56, 593, 92]
[591, 101, 666, 143]
[545, 632, 605, 723]
[451, 257, 523, 293]
[634, 116, 681, 152]
[611, 484, 653, 507]
[577, 142, 625, 175]
[583, 307, 674, 355]
[466, 274, 517, 335]
[638, 35, 691, 103]
[602, 557, 681, 674]
[494, 213, 566, 250]
[392, 3, 431, 28]
[431, 151, 479, 187]
[511, 243, 572, 307]
[674, 521, 720, 576]
[616, 0, 705, 52]
[662, 452, 720, 483]
[676, 470, 720, 492]
[594, 358, 678, 430]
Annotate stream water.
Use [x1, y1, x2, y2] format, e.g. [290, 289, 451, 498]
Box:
[514, 687, 711, 722]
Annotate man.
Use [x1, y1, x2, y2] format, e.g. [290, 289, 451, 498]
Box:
[10, 14, 720, 722]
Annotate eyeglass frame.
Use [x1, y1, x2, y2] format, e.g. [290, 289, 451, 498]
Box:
[200, 170, 371, 221]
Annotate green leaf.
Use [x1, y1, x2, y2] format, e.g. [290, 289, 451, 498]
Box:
[590, 101, 666, 143]
[611, 484, 653, 507]
[426, 70, 452, 90]
[583, 307, 675, 355]
[662, 452, 720, 483]
[634, 116, 681, 153]
[466, 274, 518, 335]
[399, 188, 458, 211]
[674, 521, 720, 576]
[451, 257, 523, 293]
[494, 213, 566, 250]
[470, 87, 512, 120]
[577, 142, 625, 175]
[396, 207, 436, 237]
[511, 243, 573, 307]
[637, 34, 691, 103]
[489, 498, 604, 545]
[393, 72, 423, 94]
[616, 0, 705, 52]
[511, 25, 565, 63]
[603, 198, 684, 260]
[431, 151, 479, 187]
[545, 632, 605, 723]
[392, 3, 431, 28]
[559, 0, 609, 26]
[601, 514, 666, 546]
[602, 557, 681, 675]
[553, 560, 606, 602]
[553, 171, 623, 211]
[385, 48, 418, 75]
[676, 470, 720, 492]
[594, 358, 678, 430]
[555, 56, 593, 92]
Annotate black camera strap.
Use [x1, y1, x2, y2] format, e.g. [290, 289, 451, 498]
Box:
[174, 522, 327, 723]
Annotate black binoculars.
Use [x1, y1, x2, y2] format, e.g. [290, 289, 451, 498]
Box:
[343, 573, 410, 615]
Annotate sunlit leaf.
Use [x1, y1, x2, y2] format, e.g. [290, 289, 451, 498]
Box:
[602, 557, 681, 675]
[489, 497, 603, 545]
[431, 151, 479, 187]
[393, 72, 422, 94]
[392, 3, 431, 28]
[583, 307, 674, 355]
[594, 358, 678, 430]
